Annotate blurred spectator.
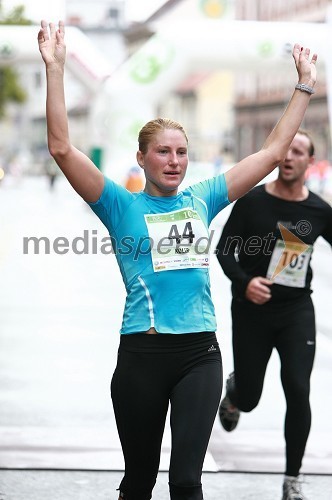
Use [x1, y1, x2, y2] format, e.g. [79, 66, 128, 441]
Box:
[213, 151, 224, 177]
[305, 159, 331, 195]
[45, 157, 59, 190]
[124, 166, 144, 192]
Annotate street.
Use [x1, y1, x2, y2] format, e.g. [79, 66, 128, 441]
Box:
[0, 175, 331, 498]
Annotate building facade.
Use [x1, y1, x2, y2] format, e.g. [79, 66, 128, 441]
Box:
[234, 0, 331, 162]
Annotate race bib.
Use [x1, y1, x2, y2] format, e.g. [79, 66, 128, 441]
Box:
[144, 208, 211, 272]
[266, 238, 313, 288]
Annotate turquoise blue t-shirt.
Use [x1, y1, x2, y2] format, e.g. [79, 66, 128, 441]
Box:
[88, 174, 230, 334]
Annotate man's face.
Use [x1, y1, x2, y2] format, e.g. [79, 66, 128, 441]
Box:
[278, 133, 315, 183]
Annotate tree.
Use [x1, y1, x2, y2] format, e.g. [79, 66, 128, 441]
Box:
[0, 4, 32, 118]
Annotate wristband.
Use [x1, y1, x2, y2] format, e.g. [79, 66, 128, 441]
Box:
[295, 83, 315, 94]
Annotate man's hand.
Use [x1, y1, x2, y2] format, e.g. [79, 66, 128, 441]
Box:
[245, 276, 273, 305]
[37, 20, 66, 68]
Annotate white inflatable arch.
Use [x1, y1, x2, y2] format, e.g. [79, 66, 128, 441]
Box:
[0, 19, 330, 178]
[90, 19, 331, 178]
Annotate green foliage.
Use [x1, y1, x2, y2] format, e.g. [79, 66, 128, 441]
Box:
[0, 67, 27, 118]
[0, 4, 33, 117]
[0, 4, 33, 25]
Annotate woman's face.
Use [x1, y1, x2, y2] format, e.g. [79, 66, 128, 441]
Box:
[137, 129, 188, 197]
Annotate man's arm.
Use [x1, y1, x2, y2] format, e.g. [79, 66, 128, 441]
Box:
[321, 203, 332, 248]
[38, 20, 104, 203]
[216, 201, 272, 304]
[216, 202, 252, 297]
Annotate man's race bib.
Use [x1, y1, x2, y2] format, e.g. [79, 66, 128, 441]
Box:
[144, 208, 211, 272]
[266, 238, 313, 288]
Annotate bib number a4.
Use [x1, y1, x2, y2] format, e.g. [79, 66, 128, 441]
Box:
[144, 208, 210, 272]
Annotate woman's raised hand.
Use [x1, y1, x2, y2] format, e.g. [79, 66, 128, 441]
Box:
[37, 20, 66, 67]
[292, 43, 317, 87]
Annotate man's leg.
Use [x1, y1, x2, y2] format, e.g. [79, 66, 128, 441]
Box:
[219, 299, 274, 431]
[276, 297, 316, 478]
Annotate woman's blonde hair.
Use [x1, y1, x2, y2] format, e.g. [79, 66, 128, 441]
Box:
[138, 118, 188, 154]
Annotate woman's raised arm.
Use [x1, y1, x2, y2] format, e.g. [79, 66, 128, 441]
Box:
[38, 20, 104, 202]
[225, 43, 317, 202]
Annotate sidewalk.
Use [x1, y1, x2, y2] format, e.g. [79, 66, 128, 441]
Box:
[1, 469, 332, 500]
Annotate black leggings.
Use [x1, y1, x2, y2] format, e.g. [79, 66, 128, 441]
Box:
[229, 296, 316, 477]
[111, 332, 222, 500]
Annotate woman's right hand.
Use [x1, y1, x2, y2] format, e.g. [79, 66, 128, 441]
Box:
[37, 20, 66, 68]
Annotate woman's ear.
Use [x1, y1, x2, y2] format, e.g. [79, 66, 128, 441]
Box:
[136, 151, 144, 169]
